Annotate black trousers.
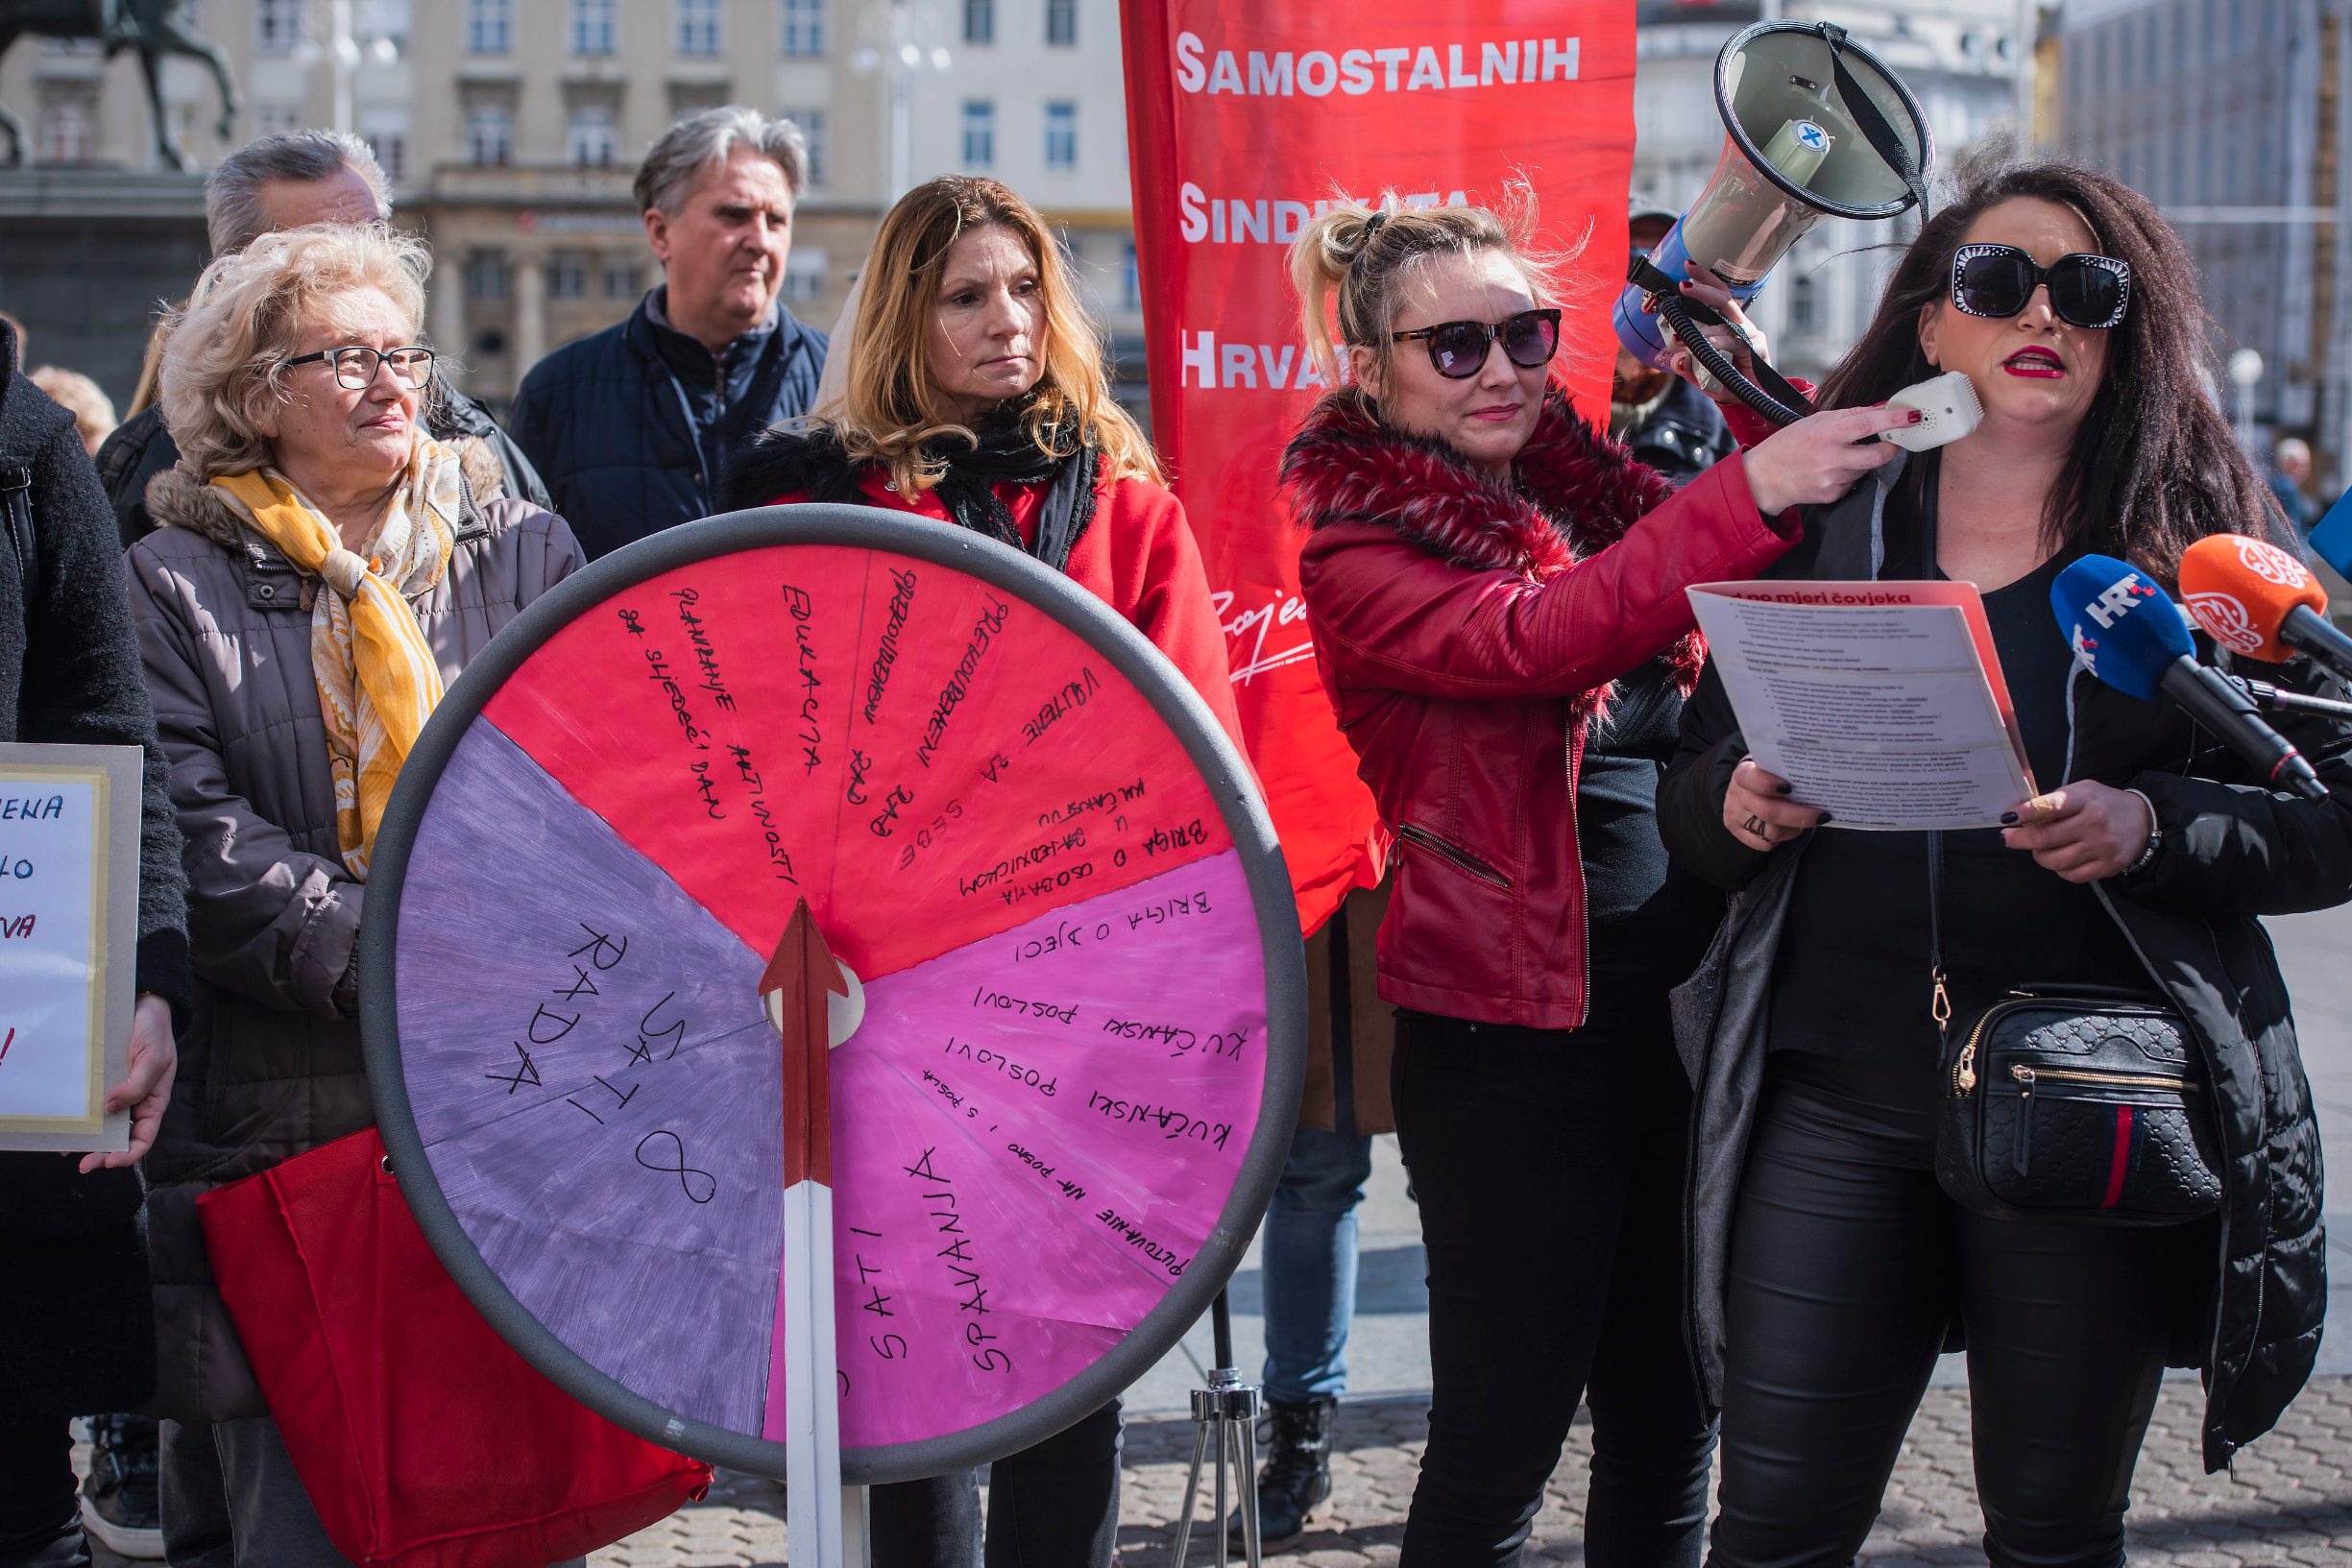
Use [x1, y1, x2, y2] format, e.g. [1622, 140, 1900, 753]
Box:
[0, 1413, 79, 1565]
[868, 1400, 1121, 1568]
[1710, 1051, 2210, 1568]
[1394, 1009, 1714, 1568]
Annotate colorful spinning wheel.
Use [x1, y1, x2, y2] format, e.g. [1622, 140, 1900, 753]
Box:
[362, 506, 1306, 1484]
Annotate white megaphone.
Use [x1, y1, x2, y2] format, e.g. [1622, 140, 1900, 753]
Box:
[1615, 20, 1933, 426]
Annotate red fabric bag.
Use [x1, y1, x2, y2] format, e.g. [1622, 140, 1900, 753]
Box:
[197, 1127, 713, 1568]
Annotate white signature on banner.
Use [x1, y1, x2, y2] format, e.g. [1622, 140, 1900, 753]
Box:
[1212, 590, 1316, 686]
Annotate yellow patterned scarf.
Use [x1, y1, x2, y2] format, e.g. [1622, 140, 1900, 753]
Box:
[210, 439, 460, 879]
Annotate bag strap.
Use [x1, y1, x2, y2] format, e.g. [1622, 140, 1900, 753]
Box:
[1824, 26, 1931, 226]
[1, 465, 36, 611]
[1918, 464, 1952, 1037]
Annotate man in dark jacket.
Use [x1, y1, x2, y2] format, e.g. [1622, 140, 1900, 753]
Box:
[1612, 208, 1734, 488]
[0, 317, 190, 1568]
[95, 131, 548, 548]
[508, 107, 827, 560]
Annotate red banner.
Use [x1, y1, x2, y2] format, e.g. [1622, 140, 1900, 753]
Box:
[1120, 0, 1639, 934]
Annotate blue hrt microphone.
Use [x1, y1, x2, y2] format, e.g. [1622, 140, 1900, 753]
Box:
[2053, 554, 2327, 802]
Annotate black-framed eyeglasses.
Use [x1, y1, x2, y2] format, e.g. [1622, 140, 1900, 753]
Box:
[283, 345, 437, 390]
[1389, 308, 1562, 379]
[1951, 244, 2132, 329]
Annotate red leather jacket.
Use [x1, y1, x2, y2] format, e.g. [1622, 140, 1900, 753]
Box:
[1287, 388, 1796, 1028]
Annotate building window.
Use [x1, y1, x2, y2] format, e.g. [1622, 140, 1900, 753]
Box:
[780, 0, 824, 57]
[1121, 239, 1139, 311]
[36, 97, 93, 164]
[570, 0, 617, 56]
[358, 0, 410, 54]
[960, 99, 994, 168]
[569, 104, 618, 167]
[784, 249, 829, 305]
[467, 249, 512, 301]
[467, 103, 515, 166]
[255, 0, 303, 54]
[677, 0, 721, 55]
[1043, 100, 1076, 171]
[963, 0, 992, 44]
[1788, 268, 1818, 334]
[548, 252, 592, 300]
[603, 258, 643, 300]
[255, 101, 306, 137]
[1045, 0, 1076, 46]
[361, 107, 410, 184]
[782, 108, 827, 187]
[467, 0, 511, 52]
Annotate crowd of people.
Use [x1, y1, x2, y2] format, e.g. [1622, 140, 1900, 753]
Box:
[2, 99, 2347, 1568]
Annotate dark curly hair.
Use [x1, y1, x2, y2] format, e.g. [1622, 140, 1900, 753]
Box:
[1817, 145, 2275, 580]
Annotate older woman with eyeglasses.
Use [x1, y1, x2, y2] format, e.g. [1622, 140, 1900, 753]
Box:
[124, 223, 583, 1564]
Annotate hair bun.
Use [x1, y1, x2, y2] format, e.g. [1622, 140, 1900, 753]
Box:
[1340, 209, 1389, 266]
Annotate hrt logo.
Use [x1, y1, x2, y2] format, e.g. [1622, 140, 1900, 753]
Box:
[2082, 574, 2157, 629]
[2070, 622, 2102, 673]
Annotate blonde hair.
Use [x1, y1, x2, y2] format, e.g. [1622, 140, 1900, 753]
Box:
[159, 223, 430, 480]
[822, 176, 1159, 495]
[28, 366, 116, 457]
[1290, 185, 1572, 391]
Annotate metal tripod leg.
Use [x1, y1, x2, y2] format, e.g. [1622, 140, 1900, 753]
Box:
[1167, 1366, 1262, 1568]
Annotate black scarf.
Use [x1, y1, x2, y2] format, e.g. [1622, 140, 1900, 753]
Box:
[931, 410, 1101, 573]
[717, 406, 1103, 573]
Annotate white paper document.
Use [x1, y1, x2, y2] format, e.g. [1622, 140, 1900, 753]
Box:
[1686, 582, 2037, 832]
[0, 745, 140, 1151]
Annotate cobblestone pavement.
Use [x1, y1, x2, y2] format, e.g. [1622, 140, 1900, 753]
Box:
[592, 1376, 2352, 1566]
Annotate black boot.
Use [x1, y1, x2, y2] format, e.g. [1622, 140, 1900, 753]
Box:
[1228, 1396, 1337, 1554]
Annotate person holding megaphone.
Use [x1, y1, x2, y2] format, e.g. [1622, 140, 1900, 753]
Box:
[1657, 151, 2352, 1564]
[1281, 186, 1914, 1563]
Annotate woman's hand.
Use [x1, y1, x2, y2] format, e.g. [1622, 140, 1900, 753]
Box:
[1663, 268, 1772, 398]
[1723, 757, 1825, 853]
[1738, 405, 1917, 516]
[2001, 784, 2154, 883]
[80, 994, 177, 1172]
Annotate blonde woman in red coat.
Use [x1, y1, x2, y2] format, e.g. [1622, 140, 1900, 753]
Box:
[720, 174, 1236, 1568]
[1283, 195, 1911, 1564]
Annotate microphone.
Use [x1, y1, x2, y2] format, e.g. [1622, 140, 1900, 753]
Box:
[2177, 533, 2352, 683]
[2052, 554, 2328, 802]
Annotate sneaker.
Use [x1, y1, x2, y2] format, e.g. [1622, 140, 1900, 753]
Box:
[78, 1415, 162, 1560]
[1228, 1396, 1337, 1555]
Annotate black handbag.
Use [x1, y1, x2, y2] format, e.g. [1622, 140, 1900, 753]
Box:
[1928, 834, 2223, 1224]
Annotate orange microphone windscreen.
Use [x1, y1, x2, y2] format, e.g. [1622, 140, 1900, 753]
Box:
[2178, 534, 2327, 663]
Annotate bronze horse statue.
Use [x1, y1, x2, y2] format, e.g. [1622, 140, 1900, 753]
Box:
[0, 0, 237, 171]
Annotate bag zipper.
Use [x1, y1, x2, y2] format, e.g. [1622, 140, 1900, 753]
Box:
[2007, 1063, 2199, 1093]
[1952, 993, 2178, 1096]
[1394, 822, 1510, 890]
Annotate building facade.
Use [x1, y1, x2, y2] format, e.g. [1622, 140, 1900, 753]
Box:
[2052, 0, 2348, 483]
[0, 0, 1145, 413]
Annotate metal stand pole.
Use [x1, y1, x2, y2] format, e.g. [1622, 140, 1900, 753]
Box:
[1168, 1291, 1262, 1566]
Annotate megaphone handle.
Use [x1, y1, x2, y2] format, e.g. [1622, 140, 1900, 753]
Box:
[1655, 290, 1815, 429]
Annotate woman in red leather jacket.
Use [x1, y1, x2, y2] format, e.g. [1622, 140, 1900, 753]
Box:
[1282, 196, 1911, 1565]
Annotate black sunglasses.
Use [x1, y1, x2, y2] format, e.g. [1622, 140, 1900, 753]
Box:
[1951, 244, 2131, 329]
[1389, 308, 1562, 379]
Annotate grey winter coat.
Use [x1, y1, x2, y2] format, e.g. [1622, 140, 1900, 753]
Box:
[126, 441, 583, 1422]
[1657, 455, 2347, 1472]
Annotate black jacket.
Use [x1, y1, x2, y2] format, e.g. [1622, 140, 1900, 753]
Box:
[508, 288, 827, 561]
[97, 389, 549, 550]
[1613, 376, 1734, 491]
[1658, 454, 2344, 1472]
[0, 318, 192, 1412]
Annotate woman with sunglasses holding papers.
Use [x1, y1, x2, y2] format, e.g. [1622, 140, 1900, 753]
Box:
[1657, 154, 2352, 1564]
[1282, 193, 1910, 1564]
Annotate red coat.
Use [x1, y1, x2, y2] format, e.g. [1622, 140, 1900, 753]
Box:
[749, 461, 1244, 750]
[1285, 388, 1797, 1028]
